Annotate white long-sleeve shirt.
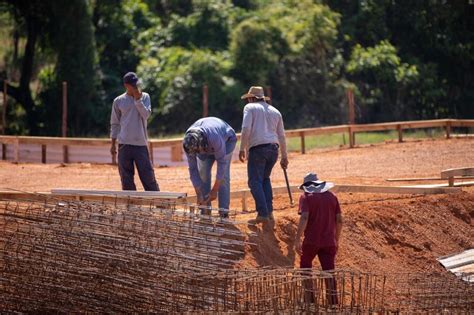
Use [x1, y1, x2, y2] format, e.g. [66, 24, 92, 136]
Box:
[110, 92, 152, 146]
[240, 101, 288, 159]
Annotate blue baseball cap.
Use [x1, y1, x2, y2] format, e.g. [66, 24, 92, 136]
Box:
[123, 72, 140, 87]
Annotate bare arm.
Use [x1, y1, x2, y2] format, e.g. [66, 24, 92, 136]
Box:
[239, 127, 251, 162]
[276, 117, 288, 168]
[295, 212, 309, 255]
[336, 213, 343, 247]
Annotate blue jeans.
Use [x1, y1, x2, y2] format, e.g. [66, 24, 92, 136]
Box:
[247, 143, 279, 217]
[197, 139, 236, 209]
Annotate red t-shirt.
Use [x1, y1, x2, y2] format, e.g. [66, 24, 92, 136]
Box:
[298, 191, 341, 247]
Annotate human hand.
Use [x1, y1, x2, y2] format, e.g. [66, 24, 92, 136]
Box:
[195, 187, 205, 204]
[295, 239, 302, 256]
[280, 157, 289, 169]
[205, 189, 218, 203]
[239, 150, 246, 162]
[110, 145, 117, 156]
[132, 86, 142, 100]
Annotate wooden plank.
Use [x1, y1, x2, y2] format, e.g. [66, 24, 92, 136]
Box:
[400, 120, 448, 129]
[51, 189, 186, 199]
[333, 184, 461, 194]
[0, 135, 19, 144]
[387, 176, 474, 182]
[351, 123, 399, 132]
[441, 167, 474, 179]
[285, 125, 349, 137]
[402, 181, 474, 188]
[185, 183, 462, 206]
[449, 119, 474, 128]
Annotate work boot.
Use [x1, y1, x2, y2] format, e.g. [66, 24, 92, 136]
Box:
[248, 215, 269, 224]
[218, 208, 229, 218]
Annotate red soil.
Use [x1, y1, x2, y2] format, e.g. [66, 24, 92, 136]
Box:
[0, 137, 473, 274]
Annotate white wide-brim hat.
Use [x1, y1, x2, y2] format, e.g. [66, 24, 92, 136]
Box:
[299, 172, 334, 193]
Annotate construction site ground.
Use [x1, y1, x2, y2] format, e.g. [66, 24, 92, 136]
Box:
[1, 137, 473, 276]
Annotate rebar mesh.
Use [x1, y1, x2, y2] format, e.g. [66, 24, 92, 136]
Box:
[0, 196, 472, 313]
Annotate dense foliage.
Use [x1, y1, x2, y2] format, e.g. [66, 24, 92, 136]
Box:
[0, 0, 472, 136]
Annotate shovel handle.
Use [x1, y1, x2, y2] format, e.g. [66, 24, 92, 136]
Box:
[283, 168, 294, 205]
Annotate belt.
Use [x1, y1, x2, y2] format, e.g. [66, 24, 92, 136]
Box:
[250, 143, 279, 150]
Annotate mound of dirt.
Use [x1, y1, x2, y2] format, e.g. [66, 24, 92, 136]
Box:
[236, 191, 474, 275]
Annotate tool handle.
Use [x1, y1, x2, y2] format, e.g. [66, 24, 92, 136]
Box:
[283, 168, 294, 205]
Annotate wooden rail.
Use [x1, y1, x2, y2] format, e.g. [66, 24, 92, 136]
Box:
[441, 167, 474, 187]
[186, 184, 462, 211]
[0, 119, 472, 164]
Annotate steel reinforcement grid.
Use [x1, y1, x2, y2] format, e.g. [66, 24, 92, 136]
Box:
[0, 197, 473, 313]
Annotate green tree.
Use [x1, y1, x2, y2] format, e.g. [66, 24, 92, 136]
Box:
[229, 18, 289, 86]
[138, 47, 241, 133]
[92, 0, 154, 112]
[346, 40, 420, 122]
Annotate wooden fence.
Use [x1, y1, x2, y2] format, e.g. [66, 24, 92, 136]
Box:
[0, 119, 473, 164]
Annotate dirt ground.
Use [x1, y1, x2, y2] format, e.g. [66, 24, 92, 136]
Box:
[1, 137, 473, 274]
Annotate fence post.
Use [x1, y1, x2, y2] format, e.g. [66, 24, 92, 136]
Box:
[445, 120, 451, 139]
[300, 131, 306, 154]
[2, 80, 7, 135]
[348, 126, 355, 148]
[14, 137, 19, 163]
[171, 144, 183, 162]
[41, 144, 47, 164]
[265, 86, 272, 104]
[397, 124, 403, 143]
[202, 84, 208, 118]
[346, 88, 355, 124]
[62, 82, 69, 163]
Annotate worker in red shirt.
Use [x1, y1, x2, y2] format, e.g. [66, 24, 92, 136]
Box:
[295, 173, 343, 306]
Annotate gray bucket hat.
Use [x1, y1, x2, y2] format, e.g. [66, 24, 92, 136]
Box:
[299, 173, 334, 193]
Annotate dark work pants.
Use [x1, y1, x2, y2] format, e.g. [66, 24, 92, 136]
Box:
[300, 244, 338, 306]
[118, 144, 159, 191]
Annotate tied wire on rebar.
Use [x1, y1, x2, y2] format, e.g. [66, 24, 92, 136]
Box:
[0, 196, 473, 313]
